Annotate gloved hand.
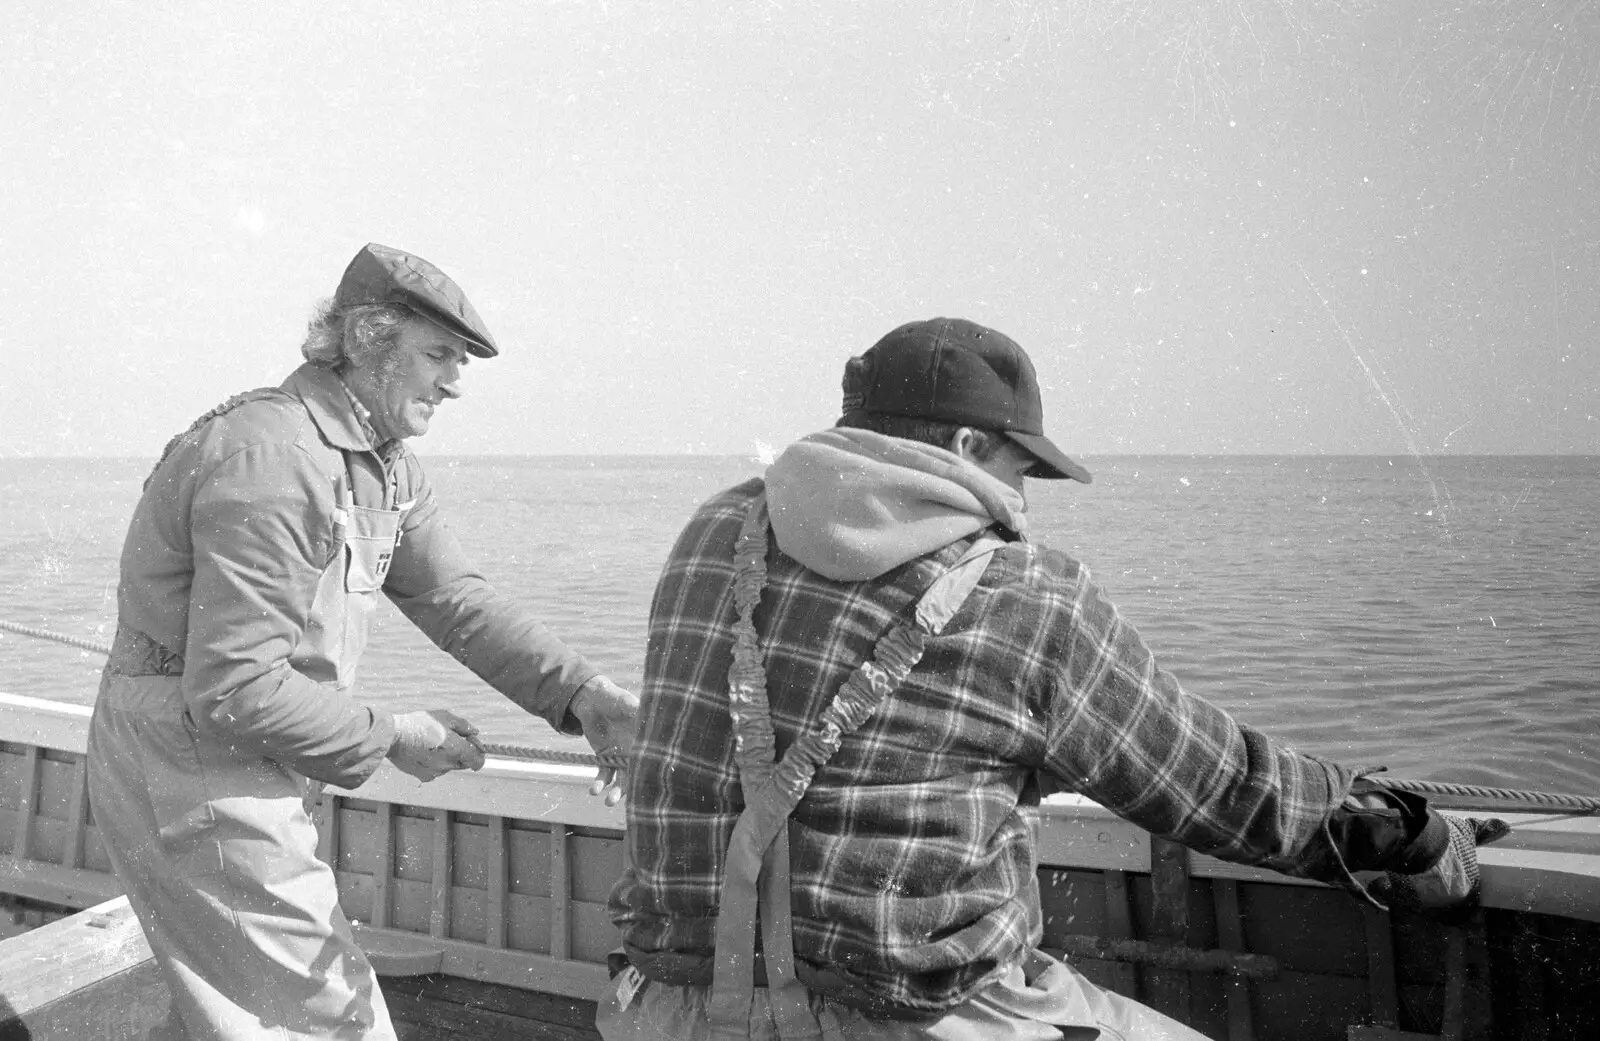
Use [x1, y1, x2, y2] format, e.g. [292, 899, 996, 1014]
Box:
[388, 709, 487, 782]
[1367, 813, 1510, 913]
[568, 676, 639, 806]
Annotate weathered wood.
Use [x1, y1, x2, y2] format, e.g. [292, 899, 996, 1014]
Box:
[351, 924, 446, 976]
[382, 973, 600, 1034]
[551, 822, 571, 961]
[383, 977, 601, 1040]
[60, 757, 88, 871]
[1439, 926, 1466, 1041]
[10, 747, 39, 862]
[431, 808, 452, 939]
[1213, 878, 1257, 1041]
[1102, 869, 1140, 997]
[488, 815, 508, 949]
[1510, 916, 1550, 1041]
[1361, 905, 1400, 1029]
[0, 896, 170, 1040]
[0, 856, 120, 909]
[1046, 936, 1278, 979]
[373, 801, 394, 929]
[1146, 836, 1193, 1022]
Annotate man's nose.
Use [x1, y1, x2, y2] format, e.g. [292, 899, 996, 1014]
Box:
[439, 361, 464, 399]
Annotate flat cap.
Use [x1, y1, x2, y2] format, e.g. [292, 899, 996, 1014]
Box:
[333, 243, 499, 358]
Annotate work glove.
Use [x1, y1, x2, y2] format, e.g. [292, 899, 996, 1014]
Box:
[1367, 813, 1510, 913]
[567, 675, 639, 806]
[388, 709, 487, 782]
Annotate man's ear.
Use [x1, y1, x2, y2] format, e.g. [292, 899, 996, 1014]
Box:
[947, 427, 979, 460]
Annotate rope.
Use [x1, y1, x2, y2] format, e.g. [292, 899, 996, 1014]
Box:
[4, 620, 1597, 802]
[1370, 776, 1600, 816]
[0, 619, 113, 656]
[480, 741, 627, 770]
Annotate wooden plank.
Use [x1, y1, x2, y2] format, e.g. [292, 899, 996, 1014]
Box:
[440, 936, 609, 1001]
[431, 808, 452, 939]
[1035, 807, 1150, 872]
[1361, 905, 1400, 1028]
[382, 979, 600, 1040]
[349, 924, 445, 976]
[1510, 917, 1548, 1040]
[0, 856, 121, 909]
[11, 746, 39, 862]
[1440, 926, 1466, 1041]
[0, 958, 170, 1040]
[1212, 878, 1255, 1041]
[59, 758, 88, 871]
[551, 823, 570, 961]
[0, 897, 157, 1021]
[1146, 837, 1192, 1023]
[372, 802, 393, 929]
[1459, 911, 1494, 1041]
[488, 815, 508, 949]
[1102, 870, 1139, 997]
[381, 973, 600, 1034]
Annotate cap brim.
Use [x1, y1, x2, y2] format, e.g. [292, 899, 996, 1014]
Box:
[415, 308, 499, 359]
[1005, 431, 1092, 483]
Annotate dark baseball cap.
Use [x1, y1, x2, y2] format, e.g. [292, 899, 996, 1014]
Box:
[840, 317, 1091, 483]
[333, 243, 499, 358]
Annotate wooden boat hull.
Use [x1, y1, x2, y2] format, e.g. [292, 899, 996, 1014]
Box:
[4, 690, 1600, 1040]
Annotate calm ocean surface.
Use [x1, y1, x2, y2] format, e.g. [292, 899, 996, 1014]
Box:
[2, 454, 1596, 794]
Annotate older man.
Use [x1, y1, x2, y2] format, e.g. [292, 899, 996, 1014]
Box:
[87, 243, 637, 1040]
[602, 318, 1506, 1039]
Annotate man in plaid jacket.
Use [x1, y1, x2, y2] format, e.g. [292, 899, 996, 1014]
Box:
[603, 318, 1505, 1040]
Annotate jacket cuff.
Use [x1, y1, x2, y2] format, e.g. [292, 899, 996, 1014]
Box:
[331, 706, 398, 789]
[556, 672, 604, 736]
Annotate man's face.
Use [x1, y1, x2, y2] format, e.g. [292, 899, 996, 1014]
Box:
[352, 318, 471, 441]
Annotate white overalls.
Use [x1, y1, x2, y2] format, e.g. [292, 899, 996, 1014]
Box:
[88, 482, 412, 1040]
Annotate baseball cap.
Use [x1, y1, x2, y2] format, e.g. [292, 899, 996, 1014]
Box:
[333, 243, 499, 358]
[840, 317, 1091, 483]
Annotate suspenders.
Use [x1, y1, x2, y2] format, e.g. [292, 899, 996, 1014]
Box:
[706, 494, 1002, 1040]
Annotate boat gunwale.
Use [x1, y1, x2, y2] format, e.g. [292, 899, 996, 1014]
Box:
[4, 690, 1600, 923]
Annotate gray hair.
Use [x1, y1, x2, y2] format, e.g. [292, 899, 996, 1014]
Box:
[300, 299, 415, 371]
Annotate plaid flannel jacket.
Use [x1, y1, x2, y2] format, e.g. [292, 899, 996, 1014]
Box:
[609, 478, 1351, 1013]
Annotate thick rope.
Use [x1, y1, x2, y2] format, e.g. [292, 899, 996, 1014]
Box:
[5, 620, 1597, 807]
[0, 619, 114, 656]
[1369, 776, 1600, 815]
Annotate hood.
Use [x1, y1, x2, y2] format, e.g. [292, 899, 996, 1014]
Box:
[763, 428, 1026, 582]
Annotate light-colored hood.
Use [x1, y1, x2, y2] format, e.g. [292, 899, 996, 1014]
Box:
[764, 428, 1027, 582]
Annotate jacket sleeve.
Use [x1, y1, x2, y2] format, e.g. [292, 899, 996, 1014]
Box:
[1038, 569, 1440, 886]
[183, 442, 396, 787]
[381, 459, 600, 734]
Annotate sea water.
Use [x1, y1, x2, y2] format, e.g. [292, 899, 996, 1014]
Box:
[2, 454, 1596, 793]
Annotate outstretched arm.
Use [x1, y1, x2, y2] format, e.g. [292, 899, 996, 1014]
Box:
[1039, 572, 1499, 901]
[384, 476, 601, 732]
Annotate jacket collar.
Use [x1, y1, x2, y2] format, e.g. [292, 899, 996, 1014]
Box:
[283, 362, 382, 453]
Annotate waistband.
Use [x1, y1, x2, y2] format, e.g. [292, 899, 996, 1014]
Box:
[106, 625, 186, 677]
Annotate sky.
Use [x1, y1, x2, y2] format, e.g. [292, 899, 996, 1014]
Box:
[4, 0, 1597, 458]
